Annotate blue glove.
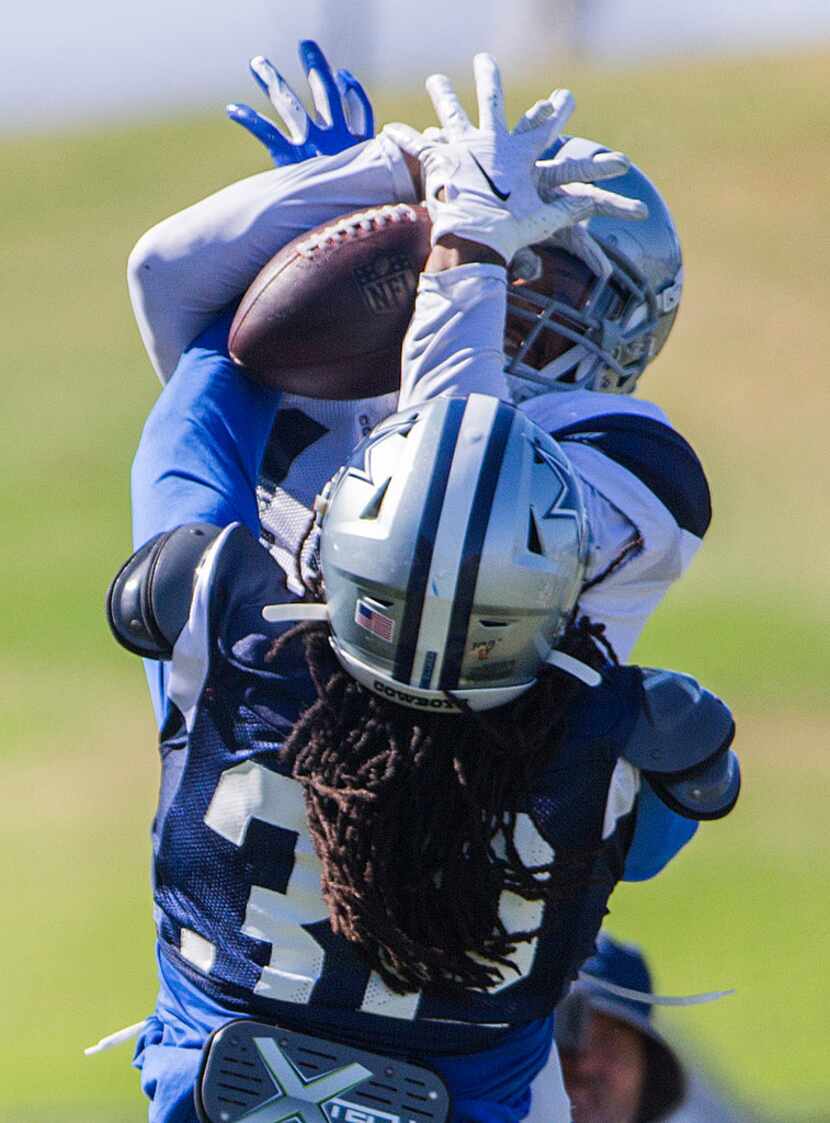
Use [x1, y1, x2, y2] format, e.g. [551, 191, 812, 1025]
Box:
[227, 39, 374, 167]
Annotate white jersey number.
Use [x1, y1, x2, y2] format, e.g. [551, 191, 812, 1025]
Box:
[202, 760, 552, 1012]
[204, 760, 328, 1004]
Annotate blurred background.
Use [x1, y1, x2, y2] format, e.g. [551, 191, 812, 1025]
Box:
[2, 1, 828, 1119]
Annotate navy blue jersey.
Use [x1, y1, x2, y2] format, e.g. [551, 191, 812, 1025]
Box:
[126, 316, 709, 1094]
[154, 519, 652, 1054]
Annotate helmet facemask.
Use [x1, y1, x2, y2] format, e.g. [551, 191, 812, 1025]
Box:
[503, 135, 684, 402]
[504, 241, 661, 401]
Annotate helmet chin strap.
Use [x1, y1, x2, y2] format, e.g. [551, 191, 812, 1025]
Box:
[545, 650, 602, 686]
[262, 603, 329, 623]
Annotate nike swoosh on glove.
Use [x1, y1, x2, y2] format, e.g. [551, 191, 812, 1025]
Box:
[384, 54, 645, 265]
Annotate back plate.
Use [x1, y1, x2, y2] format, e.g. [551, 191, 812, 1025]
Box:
[196, 1019, 450, 1123]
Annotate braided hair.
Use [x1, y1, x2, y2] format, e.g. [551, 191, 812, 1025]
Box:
[267, 611, 617, 996]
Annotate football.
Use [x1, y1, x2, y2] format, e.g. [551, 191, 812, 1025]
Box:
[229, 203, 432, 399]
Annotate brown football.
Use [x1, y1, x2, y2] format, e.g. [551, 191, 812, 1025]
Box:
[229, 203, 432, 399]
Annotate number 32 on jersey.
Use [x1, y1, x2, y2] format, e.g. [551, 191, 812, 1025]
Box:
[203, 759, 553, 1014]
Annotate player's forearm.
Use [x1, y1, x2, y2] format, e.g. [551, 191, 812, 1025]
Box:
[128, 135, 417, 382]
[623, 781, 698, 881]
[131, 312, 280, 551]
[424, 234, 506, 271]
[129, 311, 280, 730]
[398, 261, 510, 408]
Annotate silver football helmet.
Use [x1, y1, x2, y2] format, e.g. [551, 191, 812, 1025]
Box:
[266, 394, 596, 712]
[505, 136, 683, 400]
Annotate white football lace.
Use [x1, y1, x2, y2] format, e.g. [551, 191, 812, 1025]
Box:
[579, 972, 735, 1006]
[298, 203, 418, 256]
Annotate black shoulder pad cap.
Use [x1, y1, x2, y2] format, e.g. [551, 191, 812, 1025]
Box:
[624, 667, 739, 820]
[646, 747, 740, 821]
[107, 523, 223, 658]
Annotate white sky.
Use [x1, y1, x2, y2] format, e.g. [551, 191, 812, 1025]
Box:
[3, 0, 830, 132]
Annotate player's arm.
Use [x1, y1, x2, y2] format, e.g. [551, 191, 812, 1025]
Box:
[391, 57, 642, 409]
[130, 309, 280, 546]
[621, 668, 739, 880]
[123, 309, 282, 720]
[623, 783, 699, 880]
[398, 236, 512, 406]
[128, 137, 416, 383]
[570, 415, 711, 660]
[128, 40, 412, 384]
[520, 395, 712, 660]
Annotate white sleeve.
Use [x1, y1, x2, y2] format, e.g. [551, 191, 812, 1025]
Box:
[568, 441, 703, 661]
[398, 263, 510, 407]
[580, 475, 643, 590]
[128, 135, 417, 382]
[518, 392, 709, 661]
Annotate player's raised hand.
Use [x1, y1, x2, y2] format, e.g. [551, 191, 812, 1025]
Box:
[532, 143, 646, 278]
[226, 39, 374, 167]
[384, 54, 645, 265]
[384, 54, 569, 262]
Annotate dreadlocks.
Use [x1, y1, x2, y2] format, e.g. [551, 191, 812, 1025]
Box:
[267, 615, 615, 996]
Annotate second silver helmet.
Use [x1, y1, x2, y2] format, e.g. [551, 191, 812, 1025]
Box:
[505, 135, 683, 400]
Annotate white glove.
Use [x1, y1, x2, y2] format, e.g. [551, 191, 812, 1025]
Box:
[384, 55, 646, 264]
[534, 146, 645, 279]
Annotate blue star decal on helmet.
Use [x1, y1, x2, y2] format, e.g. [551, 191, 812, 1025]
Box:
[533, 441, 589, 553]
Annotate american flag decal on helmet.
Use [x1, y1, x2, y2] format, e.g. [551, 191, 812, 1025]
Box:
[356, 599, 395, 642]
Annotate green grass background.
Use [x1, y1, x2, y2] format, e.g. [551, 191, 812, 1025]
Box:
[1, 48, 828, 1120]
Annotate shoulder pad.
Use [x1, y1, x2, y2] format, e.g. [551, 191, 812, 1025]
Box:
[623, 668, 733, 773]
[645, 747, 740, 822]
[554, 413, 711, 538]
[624, 668, 739, 821]
[107, 524, 222, 658]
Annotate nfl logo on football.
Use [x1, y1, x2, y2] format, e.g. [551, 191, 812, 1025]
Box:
[353, 252, 417, 315]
